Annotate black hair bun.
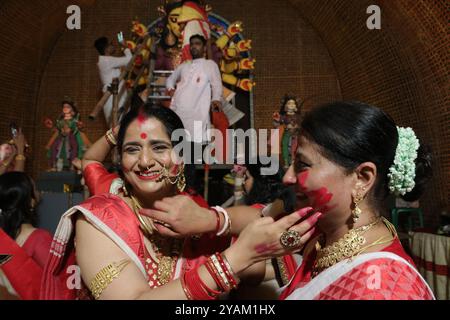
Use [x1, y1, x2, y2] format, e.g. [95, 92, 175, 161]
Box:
[401, 144, 433, 202]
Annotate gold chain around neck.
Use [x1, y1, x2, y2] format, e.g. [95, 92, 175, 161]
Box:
[312, 217, 382, 276]
[129, 194, 157, 236]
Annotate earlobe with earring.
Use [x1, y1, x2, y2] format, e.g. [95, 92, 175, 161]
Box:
[176, 164, 186, 193]
[161, 163, 186, 193]
[351, 190, 364, 223]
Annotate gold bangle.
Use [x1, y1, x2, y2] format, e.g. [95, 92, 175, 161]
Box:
[89, 259, 131, 300]
[105, 129, 117, 146]
[1, 161, 8, 168]
[15, 154, 26, 161]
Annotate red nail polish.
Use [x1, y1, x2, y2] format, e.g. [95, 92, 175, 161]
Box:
[307, 212, 322, 225]
[297, 207, 313, 217]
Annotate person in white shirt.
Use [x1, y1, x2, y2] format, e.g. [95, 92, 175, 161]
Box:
[94, 36, 133, 125]
[166, 34, 222, 146]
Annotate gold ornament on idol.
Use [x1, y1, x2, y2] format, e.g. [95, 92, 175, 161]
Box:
[312, 217, 382, 277]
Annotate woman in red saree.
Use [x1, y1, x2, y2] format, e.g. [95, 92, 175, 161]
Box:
[41, 104, 318, 300]
[142, 101, 435, 300]
[0, 172, 52, 300]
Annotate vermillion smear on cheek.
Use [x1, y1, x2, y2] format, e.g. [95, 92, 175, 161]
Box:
[306, 188, 333, 213]
[297, 171, 309, 191]
[297, 171, 334, 213]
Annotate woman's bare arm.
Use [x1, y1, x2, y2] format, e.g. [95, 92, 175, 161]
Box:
[76, 208, 319, 300]
[81, 126, 118, 171]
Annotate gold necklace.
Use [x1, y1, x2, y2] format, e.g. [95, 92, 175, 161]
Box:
[129, 194, 156, 237]
[129, 194, 182, 286]
[312, 217, 381, 276]
[148, 234, 182, 286]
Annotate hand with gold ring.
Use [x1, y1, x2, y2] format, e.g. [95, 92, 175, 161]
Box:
[280, 230, 302, 249]
[222, 207, 322, 273]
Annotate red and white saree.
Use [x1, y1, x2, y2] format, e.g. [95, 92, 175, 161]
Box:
[41, 193, 230, 300]
[279, 238, 435, 300]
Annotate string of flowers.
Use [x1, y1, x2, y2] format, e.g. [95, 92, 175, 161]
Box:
[387, 126, 420, 196]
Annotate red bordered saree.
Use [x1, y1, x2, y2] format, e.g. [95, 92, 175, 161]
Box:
[279, 238, 435, 300]
[41, 193, 230, 300]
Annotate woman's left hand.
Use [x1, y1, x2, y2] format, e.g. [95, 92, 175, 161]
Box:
[224, 208, 321, 273]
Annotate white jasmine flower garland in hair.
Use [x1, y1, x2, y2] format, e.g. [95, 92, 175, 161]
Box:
[387, 127, 420, 195]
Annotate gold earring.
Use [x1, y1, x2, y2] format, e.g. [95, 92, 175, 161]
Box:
[176, 164, 186, 193]
[352, 192, 363, 223]
[122, 184, 129, 197]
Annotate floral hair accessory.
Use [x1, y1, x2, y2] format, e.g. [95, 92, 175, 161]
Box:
[387, 127, 420, 196]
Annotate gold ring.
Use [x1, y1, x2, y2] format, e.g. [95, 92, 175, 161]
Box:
[280, 230, 301, 249]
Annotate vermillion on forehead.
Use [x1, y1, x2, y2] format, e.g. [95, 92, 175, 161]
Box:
[124, 117, 171, 146]
[137, 111, 149, 140]
[137, 110, 146, 125]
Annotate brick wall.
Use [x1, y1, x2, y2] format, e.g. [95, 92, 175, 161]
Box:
[0, 0, 93, 173]
[0, 0, 447, 226]
[288, 0, 449, 226]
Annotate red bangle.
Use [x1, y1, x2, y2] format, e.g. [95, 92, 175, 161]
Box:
[210, 208, 221, 235]
[196, 266, 222, 299]
[184, 269, 207, 300]
[184, 266, 220, 300]
[216, 253, 238, 289]
[194, 267, 220, 300]
[181, 272, 193, 300]
[205, 257, 228, 292]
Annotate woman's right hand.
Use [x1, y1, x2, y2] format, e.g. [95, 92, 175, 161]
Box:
[139, 195, 216, 238]
[223, 207, 321, 274]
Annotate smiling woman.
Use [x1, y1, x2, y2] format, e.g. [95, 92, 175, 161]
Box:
[41, 103, 317, 300]
[137, 101, 436, 300]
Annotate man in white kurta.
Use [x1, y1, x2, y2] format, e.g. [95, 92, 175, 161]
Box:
[166, 35, 222, 144]
[95, 37, 133, 125]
